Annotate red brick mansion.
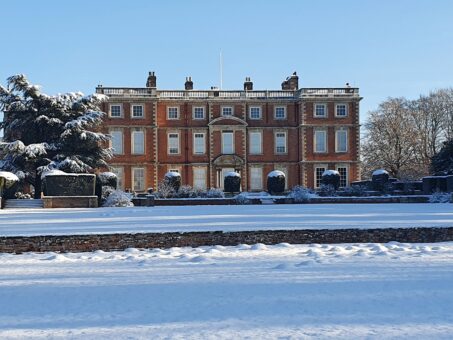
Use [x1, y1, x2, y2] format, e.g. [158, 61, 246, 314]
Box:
[96, 72, 362, 192]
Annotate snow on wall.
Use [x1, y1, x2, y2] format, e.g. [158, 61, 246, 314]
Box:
[0, 171, 19, 182]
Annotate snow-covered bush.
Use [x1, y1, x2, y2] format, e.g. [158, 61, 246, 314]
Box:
[102, 190, 133, 207]
[156, 181, 176, 198]
[164, 172, 181, 192]
[224, 172, 241, 193]
[267, 170, 285, 195]
[321, 170, 340, 190]
[287, 186, 316, 203]
[101, 185, 115, 202]
[205, 188, 225, 198]
[318, 184, 337, 197]
[235, 192, 251, 205]
[98, 172, 117, 189]
[429, 192, 452, 203]
[342, 185, 368, 197]
[177, 185, 198, 198]
[14, 192, 32, 199]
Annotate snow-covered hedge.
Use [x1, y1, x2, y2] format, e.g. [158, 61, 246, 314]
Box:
[155, 183, 225, 199]
[102, 190, 134, 207]
[287, 186, 317, 203]
[429, 192, 452, 203]
[321, 170, 340, 190]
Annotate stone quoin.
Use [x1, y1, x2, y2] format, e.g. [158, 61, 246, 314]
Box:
[97, 72, 362, 192]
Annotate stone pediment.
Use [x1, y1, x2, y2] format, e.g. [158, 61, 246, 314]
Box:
[209, 116, 248, 126]
[212, 154, 244, 167]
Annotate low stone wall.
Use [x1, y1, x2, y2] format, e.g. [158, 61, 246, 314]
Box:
[43, 196, 98, 208]
[1, 227, 452, 254]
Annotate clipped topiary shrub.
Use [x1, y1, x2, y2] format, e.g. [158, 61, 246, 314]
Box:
[321, 170, 340, 190]
[267, 170, 285, 195]
[224, 171, 241, 193]
[98, 172, 118, 189]
[164, 172, 181, 192]
[372, 169, 390, 191]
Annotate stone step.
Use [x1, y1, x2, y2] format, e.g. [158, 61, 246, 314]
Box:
[4, 199, 43, 209]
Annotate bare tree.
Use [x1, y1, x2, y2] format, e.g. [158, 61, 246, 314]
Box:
[362, 98, 421, 179]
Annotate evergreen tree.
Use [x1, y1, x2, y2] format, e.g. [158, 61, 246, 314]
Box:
[431, 139, 453, 175]
[0, 74, 112, 198]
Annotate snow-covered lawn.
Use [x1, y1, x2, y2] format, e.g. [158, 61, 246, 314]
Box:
[0, 203, 452, 236]
[0, 242, 452, 339]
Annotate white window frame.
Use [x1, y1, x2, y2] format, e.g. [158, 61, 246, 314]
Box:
[132, 167, 145, 192]
[250, 167, 263, 191]
[249, 131, 263, 155]
[131, 104, 144, 118]
[167, 106, 179, 120]
[222, 131, 234, 154]
[274, 131, 287, 154]
[335, 128, 348, 153]
[193, 132, 206, 155]
[110, 128, 123, 155]
[168, 132, 180, 155]
[193, 106, 205, 120]
[336, 165, 349, 188]
[109, 104, 123, 118]
[314, 165, 327, 189]
[335, 103, 348, 117]
[193, 166, 207, 190]
[249, 106, 262, 120]
[222, 106, 233, 117]
[274, 106, 286, 120]
[131, 129, 145, 155]
[314, 129, 327, 153]
[314, 103, 327, 117]
[110, 166, 124, 190]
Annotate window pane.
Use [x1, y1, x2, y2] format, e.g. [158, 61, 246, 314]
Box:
[194, 107, 204, 119]
[168, 133, 179, 154]
[250, 132, 262, 154]
[336, 130, 347, 152]
[315, 131, 326, 152]
[315, 167, 326, 188]
[315, 104, 326, 116]
[193, 167, 207, 189]
[132, 131, 144, 154]
[250, 107, 261, 119]
[133, 168, 145, 191]
[194, 133, 205, 154]
[110, 166, 124, 190]
[250, 167, 263, 190]
[337, 167, 348, 187]
[336, 104, 347, 116]
[168, 107, 178, 119]
[222, 132, 234, 154]
[110, 105, 121, 117]
[222, 107, 233, 116]
[275, 107, 285, 119]
[111, 130, 123, 154]
[132, 105, 143, 117]
[275, 133, 286, 153]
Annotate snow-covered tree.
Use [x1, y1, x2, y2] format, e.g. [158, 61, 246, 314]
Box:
[431, 139, 453, 175]
[0, 75, 112, 198]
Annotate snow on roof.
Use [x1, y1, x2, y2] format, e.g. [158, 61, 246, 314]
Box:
[268, 170, 285, 178]
[225, 171, 240, 177]
[0, 171, 19, 182]
[322, 170, 340, 176]
[40, 170, 66, 179]
[165, 171, 181, 178]
[373, 169, 389, 176]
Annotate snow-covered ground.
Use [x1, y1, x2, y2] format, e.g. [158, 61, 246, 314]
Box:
[0, 242, 452, 339]
[0, 203, 452, 236]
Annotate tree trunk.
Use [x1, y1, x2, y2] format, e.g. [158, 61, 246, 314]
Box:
[34, 174, 42, 199]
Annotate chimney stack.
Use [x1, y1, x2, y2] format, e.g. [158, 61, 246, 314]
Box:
[281, 72, 299, 90]
[185, 76, 193, 90]
[243, 77, 253, 91]
[146, 71, 156, 88]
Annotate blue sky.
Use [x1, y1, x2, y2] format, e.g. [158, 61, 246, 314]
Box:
[1, 0, 452, 122]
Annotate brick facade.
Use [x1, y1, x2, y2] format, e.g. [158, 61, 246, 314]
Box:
[98, 72, 362, 192]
